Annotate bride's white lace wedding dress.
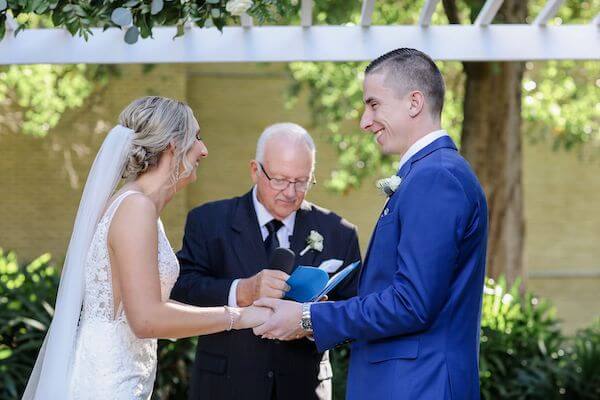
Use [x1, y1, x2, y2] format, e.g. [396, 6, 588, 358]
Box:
[68, 190, 179, 399]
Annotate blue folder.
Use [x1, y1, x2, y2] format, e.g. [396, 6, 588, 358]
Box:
[285, 261, 361, 303]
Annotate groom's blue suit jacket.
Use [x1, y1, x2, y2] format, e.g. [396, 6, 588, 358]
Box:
[311, 136, 488, 400]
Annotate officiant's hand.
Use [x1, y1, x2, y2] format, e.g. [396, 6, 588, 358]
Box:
[252, 298, 307, 341]
[236, 270, 291, 307]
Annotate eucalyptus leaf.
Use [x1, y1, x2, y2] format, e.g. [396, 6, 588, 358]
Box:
[139, 14, 153, 38]
[151, 0, 163, 15]
[211, 8, 221, 18]
[206, 0, 220, 4]
[175, 23, 185, 38]
[31, 0, 43, 12]
[73, 5, 87, 18]
[0, 0, 8, 12]
[124, 26, 139, 44]
[111, 7, 133, 27]
[35, 3, 49, 13]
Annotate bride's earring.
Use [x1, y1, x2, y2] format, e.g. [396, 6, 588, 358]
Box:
[171, 163, 181, 193]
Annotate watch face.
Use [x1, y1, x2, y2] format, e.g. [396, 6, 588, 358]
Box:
[303, 320, 313, 332]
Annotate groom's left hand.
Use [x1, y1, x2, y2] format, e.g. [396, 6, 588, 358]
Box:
[252, 298, 307, 341]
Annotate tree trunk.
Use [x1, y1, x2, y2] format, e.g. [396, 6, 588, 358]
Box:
[457, 0, 528, 285]
[461, 61, 525, 284]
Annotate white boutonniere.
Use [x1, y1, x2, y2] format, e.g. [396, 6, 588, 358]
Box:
[299, 230, 324, 256]
[225, 0, 253, 16]
[376, 175, 402, 197]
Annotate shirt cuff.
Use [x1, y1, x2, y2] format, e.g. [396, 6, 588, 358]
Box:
[228, 279, 240, 307]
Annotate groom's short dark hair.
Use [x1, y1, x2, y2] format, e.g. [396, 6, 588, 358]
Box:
[365, 48, 445, 120]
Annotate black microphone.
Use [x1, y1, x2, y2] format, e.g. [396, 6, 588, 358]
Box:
[268, 247, 295, 274]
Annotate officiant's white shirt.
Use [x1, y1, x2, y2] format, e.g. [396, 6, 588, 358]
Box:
[398, 129, 448, 171]
[227, 186, 296, 307]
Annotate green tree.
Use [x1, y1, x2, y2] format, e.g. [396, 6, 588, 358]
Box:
[287, 0, 599, 283]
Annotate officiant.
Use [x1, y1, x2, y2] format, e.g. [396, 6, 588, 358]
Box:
[171, 122, 362, 400]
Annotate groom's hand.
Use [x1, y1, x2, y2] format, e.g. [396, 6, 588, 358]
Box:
[236, 270, 291, 307]
[252, 298, 306, 341]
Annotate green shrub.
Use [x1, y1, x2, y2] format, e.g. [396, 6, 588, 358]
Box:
[562, 319, 600, 399]
[152, 337, 196, 400]
[479, 277, 568, 399]
[0, 249, 58, 400]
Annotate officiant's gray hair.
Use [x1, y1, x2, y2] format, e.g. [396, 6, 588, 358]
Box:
[255, 123, 316, 169]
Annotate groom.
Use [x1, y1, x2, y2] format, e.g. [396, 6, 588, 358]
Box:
[255, 48, 488, 400]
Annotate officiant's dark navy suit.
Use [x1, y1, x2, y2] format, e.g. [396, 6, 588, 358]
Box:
[171, 189, 361, 400]
[311, 136, 488, 400]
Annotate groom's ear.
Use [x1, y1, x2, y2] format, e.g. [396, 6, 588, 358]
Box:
[407, 90, 425, 118]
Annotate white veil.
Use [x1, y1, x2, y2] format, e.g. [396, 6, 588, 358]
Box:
[22, 125, 134, 399]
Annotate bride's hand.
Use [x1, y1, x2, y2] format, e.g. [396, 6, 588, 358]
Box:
[234, 305, 273, 330]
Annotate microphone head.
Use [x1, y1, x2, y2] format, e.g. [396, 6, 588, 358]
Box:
[269, 247, 295, 274]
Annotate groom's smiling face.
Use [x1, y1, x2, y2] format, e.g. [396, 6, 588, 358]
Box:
[360, 72, 413, 156]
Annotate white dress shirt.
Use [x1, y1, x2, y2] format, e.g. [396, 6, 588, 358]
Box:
[227, 186, 297, 306]
[398, 129, 449, 171]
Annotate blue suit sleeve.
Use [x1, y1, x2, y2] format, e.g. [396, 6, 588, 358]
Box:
[170, 209, 234, 306]
[311, 167, 470, 351]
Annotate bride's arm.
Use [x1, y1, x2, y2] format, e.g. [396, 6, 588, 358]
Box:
[108, 194, 268, 339]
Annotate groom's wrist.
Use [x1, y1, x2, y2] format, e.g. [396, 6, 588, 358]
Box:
[300, 302, 313, 333]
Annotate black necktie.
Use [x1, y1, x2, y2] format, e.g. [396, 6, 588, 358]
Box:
[264, 219, 284, 256]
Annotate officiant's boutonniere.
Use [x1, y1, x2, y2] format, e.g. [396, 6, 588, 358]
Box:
[299, 230, 324, 256]
[376, 175, 402, 197]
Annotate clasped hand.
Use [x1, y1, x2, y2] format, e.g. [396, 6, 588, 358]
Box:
[252, 298, 308, 341]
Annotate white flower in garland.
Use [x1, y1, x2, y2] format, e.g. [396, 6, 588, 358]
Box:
[226, 0, 253, 16]
[376, 175, 402, 197]
[300, 230, 324, 256]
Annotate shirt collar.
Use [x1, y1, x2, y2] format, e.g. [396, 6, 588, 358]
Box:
[398, 130, 449, 171]
[252, 186, 296, 233]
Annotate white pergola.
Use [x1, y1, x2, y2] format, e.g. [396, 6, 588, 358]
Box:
[1, 0, 599, 65]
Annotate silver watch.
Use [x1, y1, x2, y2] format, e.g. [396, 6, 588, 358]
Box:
[300, 302, 313, 333]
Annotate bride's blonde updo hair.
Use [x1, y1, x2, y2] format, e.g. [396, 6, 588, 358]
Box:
[119, 96, 199, 183]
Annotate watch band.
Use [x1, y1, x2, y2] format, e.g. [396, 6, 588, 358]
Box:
[301, 302, 313, 333]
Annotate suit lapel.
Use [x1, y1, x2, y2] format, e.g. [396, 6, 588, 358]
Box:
[230, 190, 269, 276]
[290, 202, 319, 268]
[359, 136, 458, 288]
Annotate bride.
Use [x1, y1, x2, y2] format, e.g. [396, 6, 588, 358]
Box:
[23, 96, 270, 399]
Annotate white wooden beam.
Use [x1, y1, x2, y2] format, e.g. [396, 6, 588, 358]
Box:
[474, 0, 504, 27]
[418, 0, 441, 27]
[533, 0, 565, 26]
[1, 25, 597, 65]
[240, 13, 253, 28]
[301, 0, 313, 27]
[360, 0, 376, 27]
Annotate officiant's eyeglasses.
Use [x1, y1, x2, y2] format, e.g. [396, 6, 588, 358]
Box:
[258, 162, 316, 193]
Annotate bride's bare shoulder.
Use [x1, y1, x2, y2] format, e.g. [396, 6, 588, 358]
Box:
[109, 193, 158, 237]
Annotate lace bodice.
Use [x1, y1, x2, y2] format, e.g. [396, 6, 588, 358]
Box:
[69, 190, 180, 399]
[81, 190, 179, 323]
